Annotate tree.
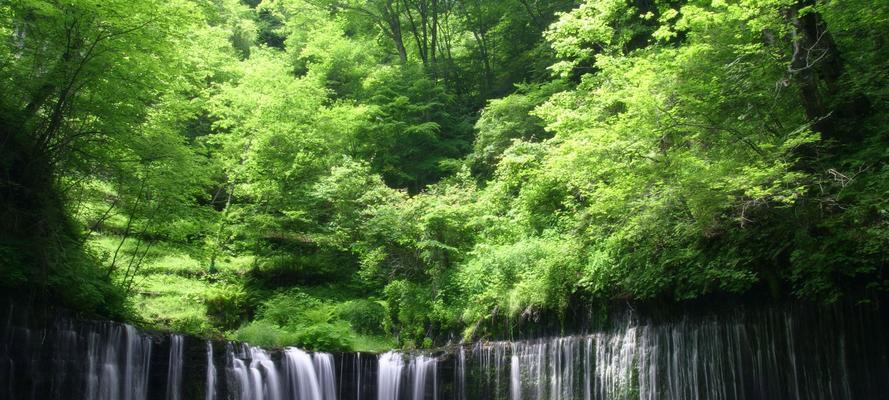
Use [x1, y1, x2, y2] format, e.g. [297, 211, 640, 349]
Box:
[0, 0, 205, 315]
[355, 64, 471, 192]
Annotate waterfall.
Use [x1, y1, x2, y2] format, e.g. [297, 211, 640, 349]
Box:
[2, 301, 888, 400]
[377, 351, 442, 400]
[283, 348, 321, 400]
[228, 344, 283, 400]
[224, 344, 337, 400]
[166, 334, 184, 400]
[378, 351, 405, 400]
[454, 305, 889, 400]
[0, 316, 152, 400]
[509, 352, 520, 400]
[456, 348, 467, 400]
[314, 352, 337, 400]
[127, 325, 151, 400]
[206, 341, 217, 400]
[227, 344, 251, 399]
[356, 353, 363, 400]
[409, 355, 436, 400]
[252, 347, 283, 400]
[83, 323, 152, 400]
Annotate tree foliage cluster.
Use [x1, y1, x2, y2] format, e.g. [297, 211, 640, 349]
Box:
[1, 0, 886, 349]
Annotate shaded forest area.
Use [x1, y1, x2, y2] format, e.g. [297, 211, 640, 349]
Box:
[1, 0, 886, 350]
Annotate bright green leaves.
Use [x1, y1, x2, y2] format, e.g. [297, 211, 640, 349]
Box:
[205, 46, 372, 264]
[4, 0, 886, 349]
[545, 0, 670, 78]
[0, 0, 231, 317]
[469, 82, 564, 178]
[296, 20, 378, 99]
[458, 236, 582, 327]
[546, 0, 629, 77]
[356, 64, 469, 192]
[453, 0, 853, 312]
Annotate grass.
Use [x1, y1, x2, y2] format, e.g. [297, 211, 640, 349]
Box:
[351, 333, 398, 352]
[86, 230, 396, 352]
[87, 232, 242, 337]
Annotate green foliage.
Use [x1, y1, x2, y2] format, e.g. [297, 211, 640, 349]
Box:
[356, 64, 471, 192]
[1, 0, 886, 352]
[459, 236, 583, 324]
[288, 323, 354, 352]
[469, 82, 565, 178]
[232, 320, 290, 347]
[336, 299, 387, 335]
[0, 0, 213, 319]
[230, 289, 390, 351]
[258, 290, 329, 327]
[383, 280, 433, 343]
[296, 20, 378, 98]
[205, 285, 249, 331]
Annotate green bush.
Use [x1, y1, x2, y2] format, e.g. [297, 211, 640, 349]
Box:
[289, 322, 353, 352]
[232, 320, 289, 347]
[205, 285, 248, 331]
[231, 289, 359, 350]
[258, 289, 326, 327]
[384, 280, 436, 347]
[231, 318, 354, 351]
[169, 315, 214, 336]
[336, 299, 386, 334]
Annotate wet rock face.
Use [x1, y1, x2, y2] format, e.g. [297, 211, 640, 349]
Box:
[335, 353, 379, 400]
[2, 301, 888, 400]
[0, 317, 154, 400]
[0, 303, 215, 400]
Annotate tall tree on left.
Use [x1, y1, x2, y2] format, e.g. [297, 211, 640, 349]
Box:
[0, 0, 196, 317]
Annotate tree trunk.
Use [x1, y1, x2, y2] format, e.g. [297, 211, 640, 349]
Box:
[786, 0, 844, 141]
[384, 0, 409, 63]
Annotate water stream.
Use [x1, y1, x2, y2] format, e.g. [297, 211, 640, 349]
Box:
[207, 341, 217, 400]
[1, 302, 886, 399]
[167, 335, 184, 400]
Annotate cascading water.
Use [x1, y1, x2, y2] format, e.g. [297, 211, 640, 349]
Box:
[355, 353, 363, 400]
[453, 304, 888, 400]
[206, 341, 217, 400]
[84, 323, 152, 400]
[509, 351, 520, 400]
[223, 344, 339, 400]
[166, 334, 184, 400]
[0, 308, 153, 400]
[314, 352, 337, 400]
[340, 351, 377, 400]
[251, 347, 282, 400]
[228, 344, 283, 400]
[282, 348, 321, 400]
[378, 352, 405, 400]
[408, 355, 437, 400]
[2, 301, 887, 400]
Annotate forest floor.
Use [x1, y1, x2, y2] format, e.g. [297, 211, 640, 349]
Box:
[87, 230, 395, 352]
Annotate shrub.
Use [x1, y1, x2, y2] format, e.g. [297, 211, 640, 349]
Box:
[288, 322, 353, 352]
[258, 289, 324, 327]
[205, 285, 248, 331]
[232, 320, 288, 347]
[336, 299, 386, 334]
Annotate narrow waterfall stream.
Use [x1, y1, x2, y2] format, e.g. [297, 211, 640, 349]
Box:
[207, 341, 217, 400]
[378, 352, 405, 400]
[314, 353, 336, 400]
[84, 324, 152, 400]
[1, 302, 887, 399]
[409, 355, 436, 400]
[282, 348, 320, 400]
[167, 335, 184, 400]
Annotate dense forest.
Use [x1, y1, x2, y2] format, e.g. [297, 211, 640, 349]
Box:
[0, 0, 886, 351]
